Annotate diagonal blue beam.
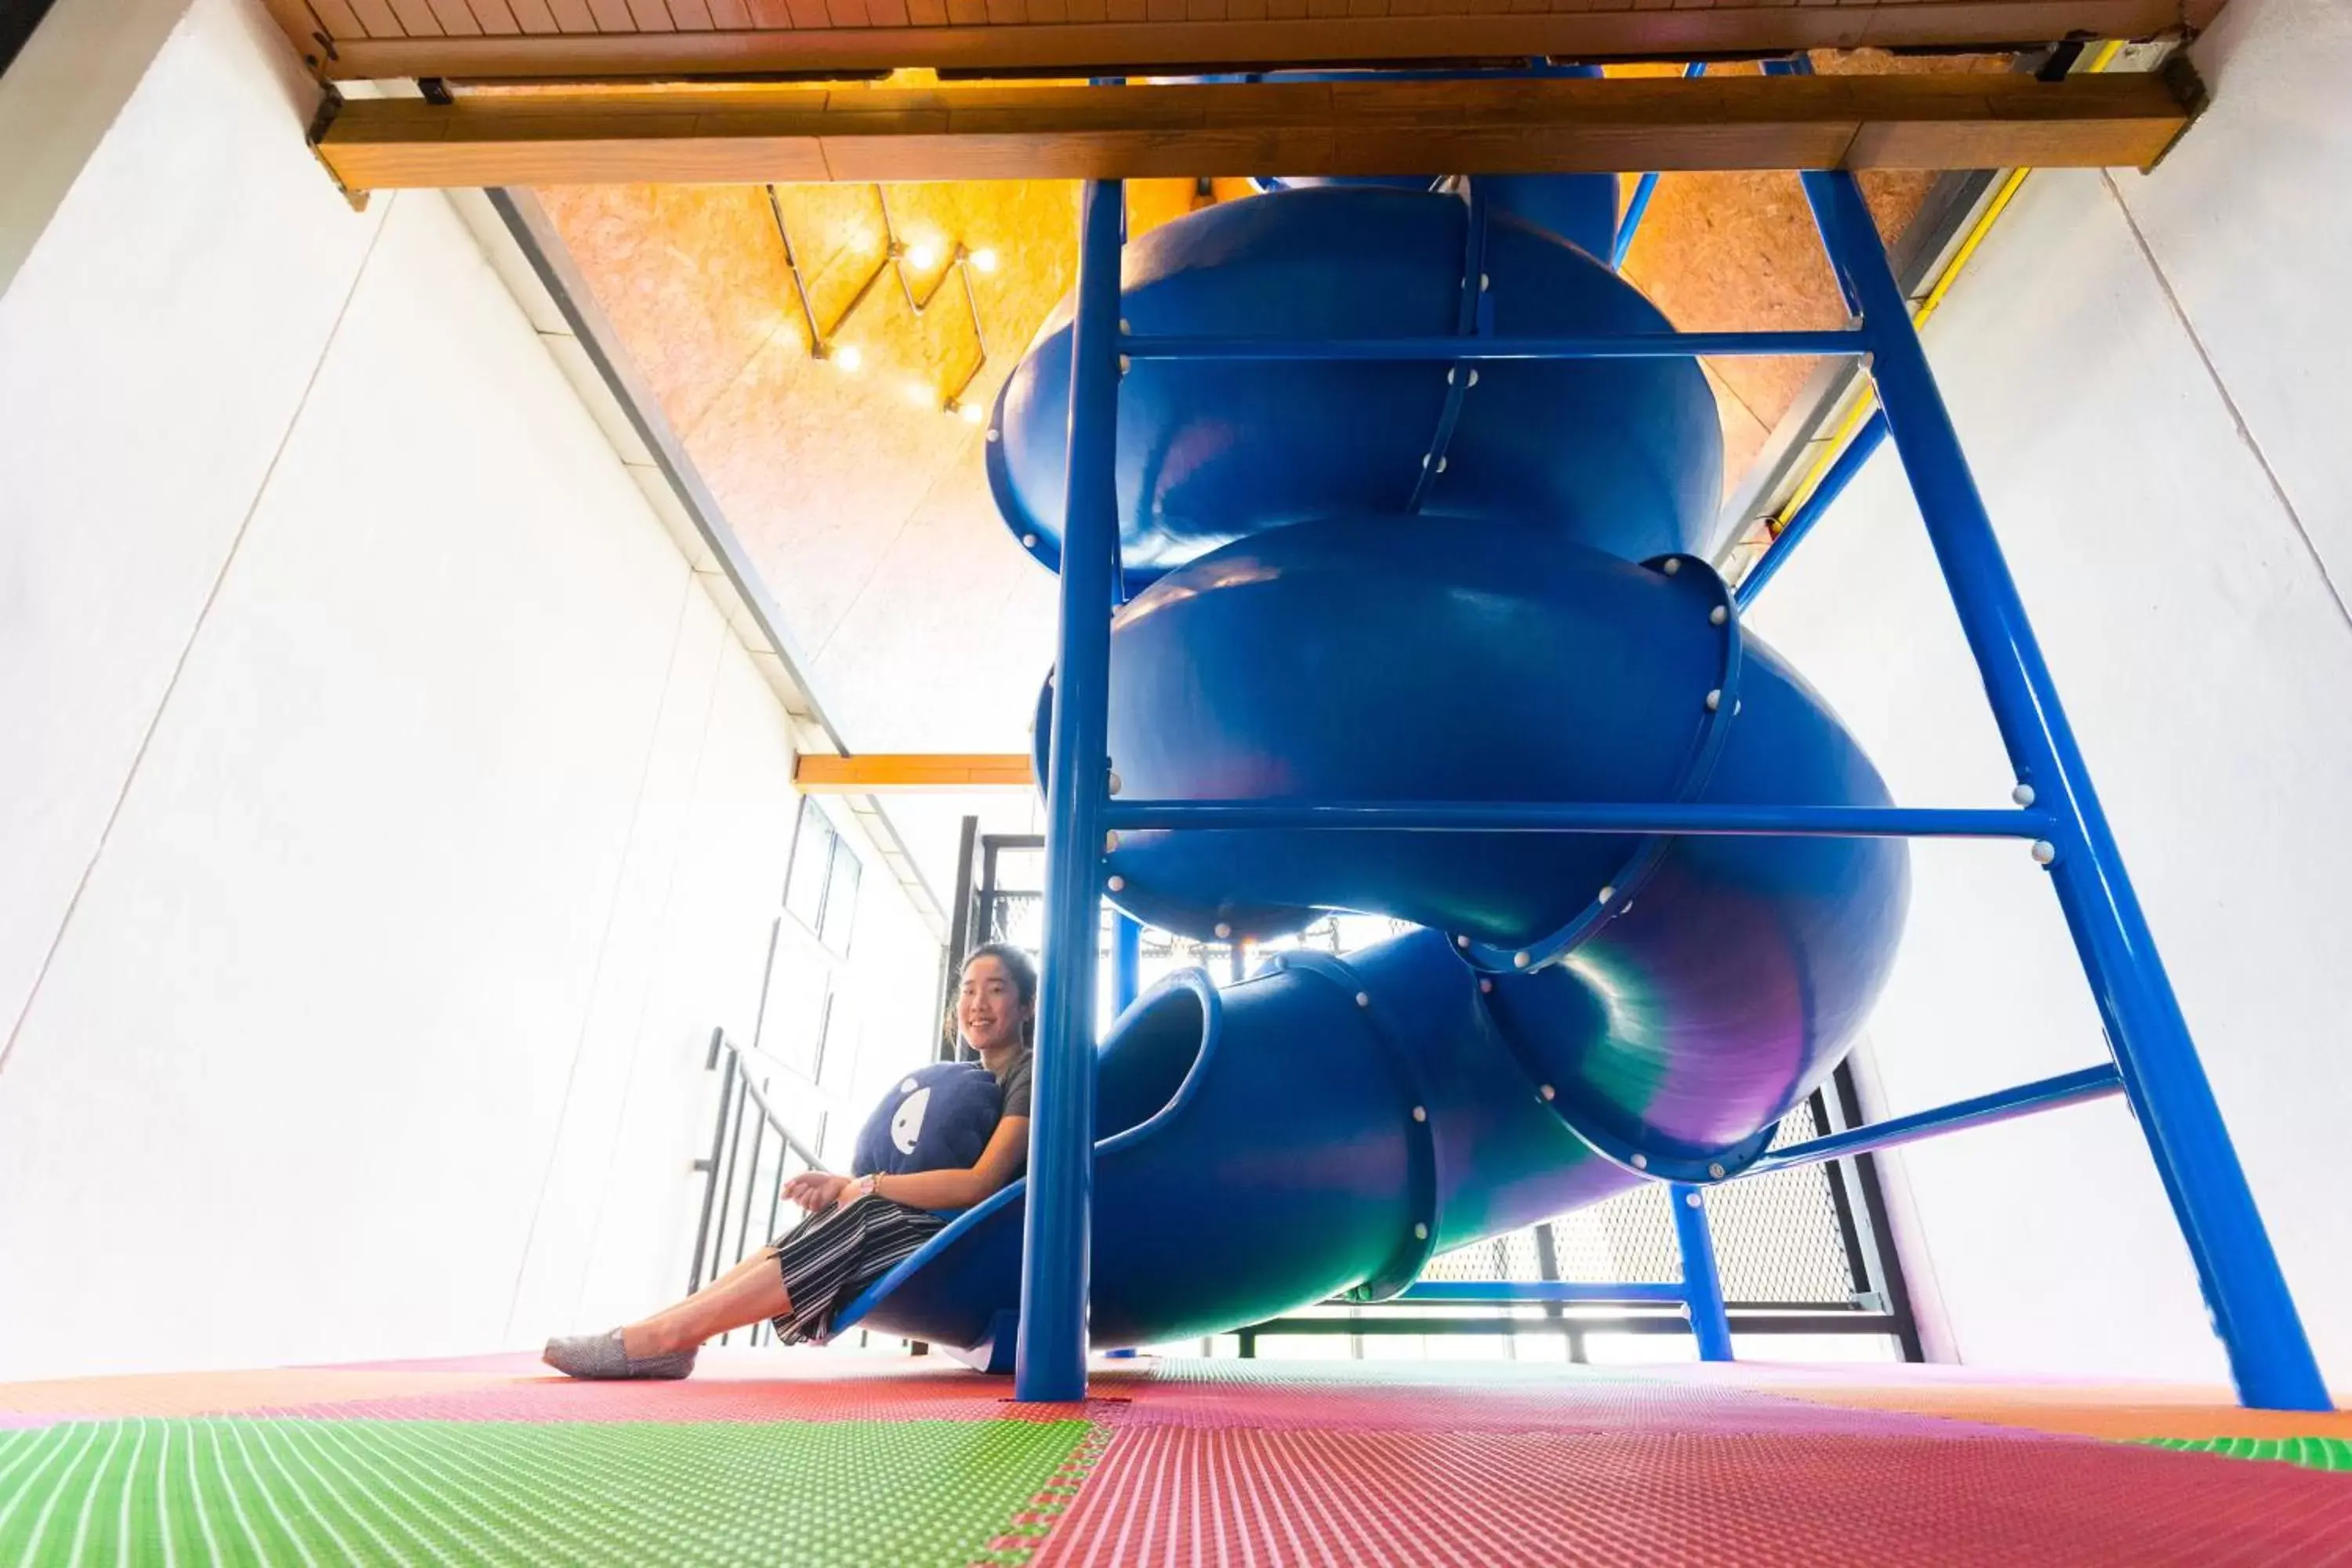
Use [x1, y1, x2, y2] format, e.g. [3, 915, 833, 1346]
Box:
[1736, 408, 1889, 609]
[1611, 61, 1707, 271]
[1784, 132, 2331, 1412]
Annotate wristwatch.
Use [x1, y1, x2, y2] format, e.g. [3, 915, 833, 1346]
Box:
[853, 1173, 880, 1201]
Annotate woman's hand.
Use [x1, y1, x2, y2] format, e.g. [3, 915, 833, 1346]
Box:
[784, 1171, 848, 1213]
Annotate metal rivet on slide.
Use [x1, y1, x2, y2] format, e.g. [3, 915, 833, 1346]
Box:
[1022, 533, 1039, 549]
[1685, 1191, 1704, 1209]
[1632, 1152, 1650, 1171]
[1479, 978, 1494, 994]
[1539, 1084, 1556, 1102]
[2013, 783, 2038, 807]
[1412, 1105, 1428, 1123]
[2032, 840, 2057, 865]
[1662, 558, 1682, 575]
[1705, 689, 1722, 712]
[1598, 884, 1617, 905]
[1356, 992, 1370, 1007]
[1456, 935, 1470, 949]
[1711, 605, 1729, 626]
[1214, 921, 1232, 939]
[1107, 876, 1126, 892]
[1104, 831, 1120, 853]
[1512, 951, 1530, 968]
[1708, 1163, 1726, 1179]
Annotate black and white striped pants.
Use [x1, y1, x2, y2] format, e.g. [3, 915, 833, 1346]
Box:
[767, 1196, 946, 1345]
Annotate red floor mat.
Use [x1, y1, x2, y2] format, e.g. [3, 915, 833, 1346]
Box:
[1118, 1363, 2031, 1439]
[1033, 1426, 2352, 1567]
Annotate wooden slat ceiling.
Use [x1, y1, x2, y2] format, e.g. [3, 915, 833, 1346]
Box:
[269, 0, 2219, 81]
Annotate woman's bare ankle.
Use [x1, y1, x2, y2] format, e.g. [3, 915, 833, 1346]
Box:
[621, 1322, 693, 1359]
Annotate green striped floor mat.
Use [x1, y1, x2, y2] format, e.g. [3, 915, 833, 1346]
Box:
[2138, 1435, 2352, 1473]
[0, 1417, 1094, 1566]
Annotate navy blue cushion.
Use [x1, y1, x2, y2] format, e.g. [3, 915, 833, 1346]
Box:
[851, 1062, 1003, 1178]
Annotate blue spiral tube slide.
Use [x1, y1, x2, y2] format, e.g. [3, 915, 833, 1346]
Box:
[837, 185, 1907, 1365]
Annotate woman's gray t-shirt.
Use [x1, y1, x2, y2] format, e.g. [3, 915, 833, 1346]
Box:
[992, 1048, 1033, 1121]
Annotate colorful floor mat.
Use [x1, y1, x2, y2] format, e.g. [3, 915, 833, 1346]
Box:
[2142, 1435, 2352, 1473]
[0, 1417, 1091, 1567]
[1, 1352, 2346, 1565]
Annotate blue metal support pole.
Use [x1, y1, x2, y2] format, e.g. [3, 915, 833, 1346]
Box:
[1112, 912, 1142, 1014]
[1799, 165, 2331, 1411]
[1735, 1064, 2123, 1179]
[1610, 61, 1706, 271]
[1102, 909, 1144, 1361]
[1116, 328, 1864, 362]
[1102, 800, 2049, 840]
[1735, 408, 1889, 609]
[1014, 180, 1124, 1403]
[1671, 1185, 1734, 1362]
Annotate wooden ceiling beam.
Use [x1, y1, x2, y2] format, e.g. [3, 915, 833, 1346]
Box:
[796, 754, 1036, 793]
[314, 71, 2194, 193]
[305, 4, 2208, 83]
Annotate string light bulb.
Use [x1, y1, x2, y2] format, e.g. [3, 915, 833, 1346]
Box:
[970, 248, 1000, 274]
[957, 400, 985, 425]
[905, 240, 941, 271]
[829, 343, 863, 374]
[906, 380, 936, 408]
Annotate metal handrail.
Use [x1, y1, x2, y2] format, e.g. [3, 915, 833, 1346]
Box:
[688, 1029, 827, 1323]
[734, 1065, 826, 1170]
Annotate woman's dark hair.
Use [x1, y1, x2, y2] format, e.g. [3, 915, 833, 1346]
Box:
[946, 942, 1040, 1051]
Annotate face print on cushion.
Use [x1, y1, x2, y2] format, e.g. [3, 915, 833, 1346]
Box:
[852, 1062, 1004, 1181]
[891, 1083, 931, 1155]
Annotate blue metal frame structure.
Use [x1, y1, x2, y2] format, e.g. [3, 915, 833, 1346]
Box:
[1017, 140, 2333, 1408]
[1735, 408, 1890, 610]
[1013, 180, 1122, 1403]
[1670, 1185, 1736, 1362]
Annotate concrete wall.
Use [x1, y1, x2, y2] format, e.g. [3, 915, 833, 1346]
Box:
[0, 0, 931, 1378]
[1752, 0, 2352, 1386]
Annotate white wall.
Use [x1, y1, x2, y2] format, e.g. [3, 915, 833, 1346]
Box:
[1753, 0, 2352, 1387]
[0, 0, 195, 297]
[0, 0, 934, 1378]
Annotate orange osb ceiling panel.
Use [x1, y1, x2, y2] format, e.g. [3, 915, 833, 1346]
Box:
[537, 176, 1080, 655]
[1613, 53, 2010, 487]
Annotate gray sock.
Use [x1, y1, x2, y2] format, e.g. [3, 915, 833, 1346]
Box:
[543, 1329, 699, 1381]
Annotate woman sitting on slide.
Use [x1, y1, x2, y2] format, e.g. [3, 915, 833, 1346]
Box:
[544, 943, 1037, 1380]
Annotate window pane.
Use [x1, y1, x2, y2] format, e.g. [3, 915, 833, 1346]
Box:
[784, 801, 834, 932]
[819, 837, 862, 952]
[756, 928, 831, 1079]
